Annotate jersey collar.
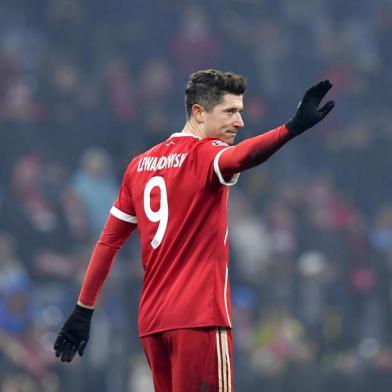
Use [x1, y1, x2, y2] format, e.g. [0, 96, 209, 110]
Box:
[169, 132, 201, 140]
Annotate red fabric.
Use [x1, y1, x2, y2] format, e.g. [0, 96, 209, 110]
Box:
[77, 126, 294, 327]
[115, 134, 235, 337]
[141, 327, 233, 392]
[78, 214, 135, 307]
[219, 124, 294, 177]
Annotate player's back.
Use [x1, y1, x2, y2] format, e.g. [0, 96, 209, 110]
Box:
[116, 133, 238, 336]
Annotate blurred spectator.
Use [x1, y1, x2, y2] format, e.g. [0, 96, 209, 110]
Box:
[2, 154, 80, 281]
[0, 232, 29, 295]
[104, 56, 137, 123]
[371, 205, 392, 254]
[171, 4, 220, 76]
[72, 147, 118, 238]
[138, 58, 176, 142]
[229, 190, 272, 283]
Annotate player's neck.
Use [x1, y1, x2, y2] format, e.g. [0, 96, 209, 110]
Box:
[182, 119, 207, 139]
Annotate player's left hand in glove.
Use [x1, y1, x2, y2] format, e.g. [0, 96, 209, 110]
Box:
[54, 304, 94, 362]
[286, 79, 335, 135]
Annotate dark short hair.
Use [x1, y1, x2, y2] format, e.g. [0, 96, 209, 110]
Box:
[184, 69, 246, 119]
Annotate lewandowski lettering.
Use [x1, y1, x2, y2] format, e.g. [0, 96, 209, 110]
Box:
[137, 153, 188, 172]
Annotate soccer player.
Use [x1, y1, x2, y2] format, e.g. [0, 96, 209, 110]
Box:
[54, 69, 334, 391]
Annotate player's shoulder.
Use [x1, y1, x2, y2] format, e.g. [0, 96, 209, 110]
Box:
[124, 135, 229, 171]
[186, 138, 231, 169]
[194, 137, 230, 154]
[202, 138, 230, 148]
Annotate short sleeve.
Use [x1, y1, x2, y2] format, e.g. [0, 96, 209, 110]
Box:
[111, 163, 138, 224]
[194, 139, 240, 187]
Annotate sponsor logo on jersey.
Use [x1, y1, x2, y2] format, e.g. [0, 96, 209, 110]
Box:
[212, 140, 228, 147]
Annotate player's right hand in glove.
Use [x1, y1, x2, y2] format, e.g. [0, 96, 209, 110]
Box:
[286, 80, 335, 135]
[54, 304, 94, 362]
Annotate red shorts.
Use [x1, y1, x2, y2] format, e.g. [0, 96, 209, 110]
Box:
[141, 327, 234, 392]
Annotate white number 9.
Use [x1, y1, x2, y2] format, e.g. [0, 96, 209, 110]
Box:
[143, 176, 168, 249]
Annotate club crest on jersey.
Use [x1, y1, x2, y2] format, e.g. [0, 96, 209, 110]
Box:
[212, 140, 228, 147]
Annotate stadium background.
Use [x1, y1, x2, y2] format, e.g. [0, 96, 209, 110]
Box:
[1, 0, 392, 390]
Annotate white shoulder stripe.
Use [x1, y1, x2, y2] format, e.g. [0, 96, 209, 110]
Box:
[110, 206, 137, 224]
[213, 147, 240, 186]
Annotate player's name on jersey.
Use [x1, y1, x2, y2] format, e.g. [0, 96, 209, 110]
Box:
[137, 153, 188, 172]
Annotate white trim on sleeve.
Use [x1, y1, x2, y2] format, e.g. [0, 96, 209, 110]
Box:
[213, 147, 240, 186]
[110, 206, 137, 224]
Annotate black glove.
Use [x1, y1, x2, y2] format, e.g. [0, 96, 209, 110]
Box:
[286, 80, 335, 135]
[54, 304, 94, 362]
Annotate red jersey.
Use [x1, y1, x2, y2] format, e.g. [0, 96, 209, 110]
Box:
[111, 132, 239, 337]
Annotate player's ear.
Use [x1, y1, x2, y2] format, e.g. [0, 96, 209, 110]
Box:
[192, 104, 205, 123]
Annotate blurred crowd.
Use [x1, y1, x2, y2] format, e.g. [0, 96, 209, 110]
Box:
[1, 0, 392, 391]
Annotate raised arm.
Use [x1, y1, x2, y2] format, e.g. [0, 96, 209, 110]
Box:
[219, 80, 335, 177]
